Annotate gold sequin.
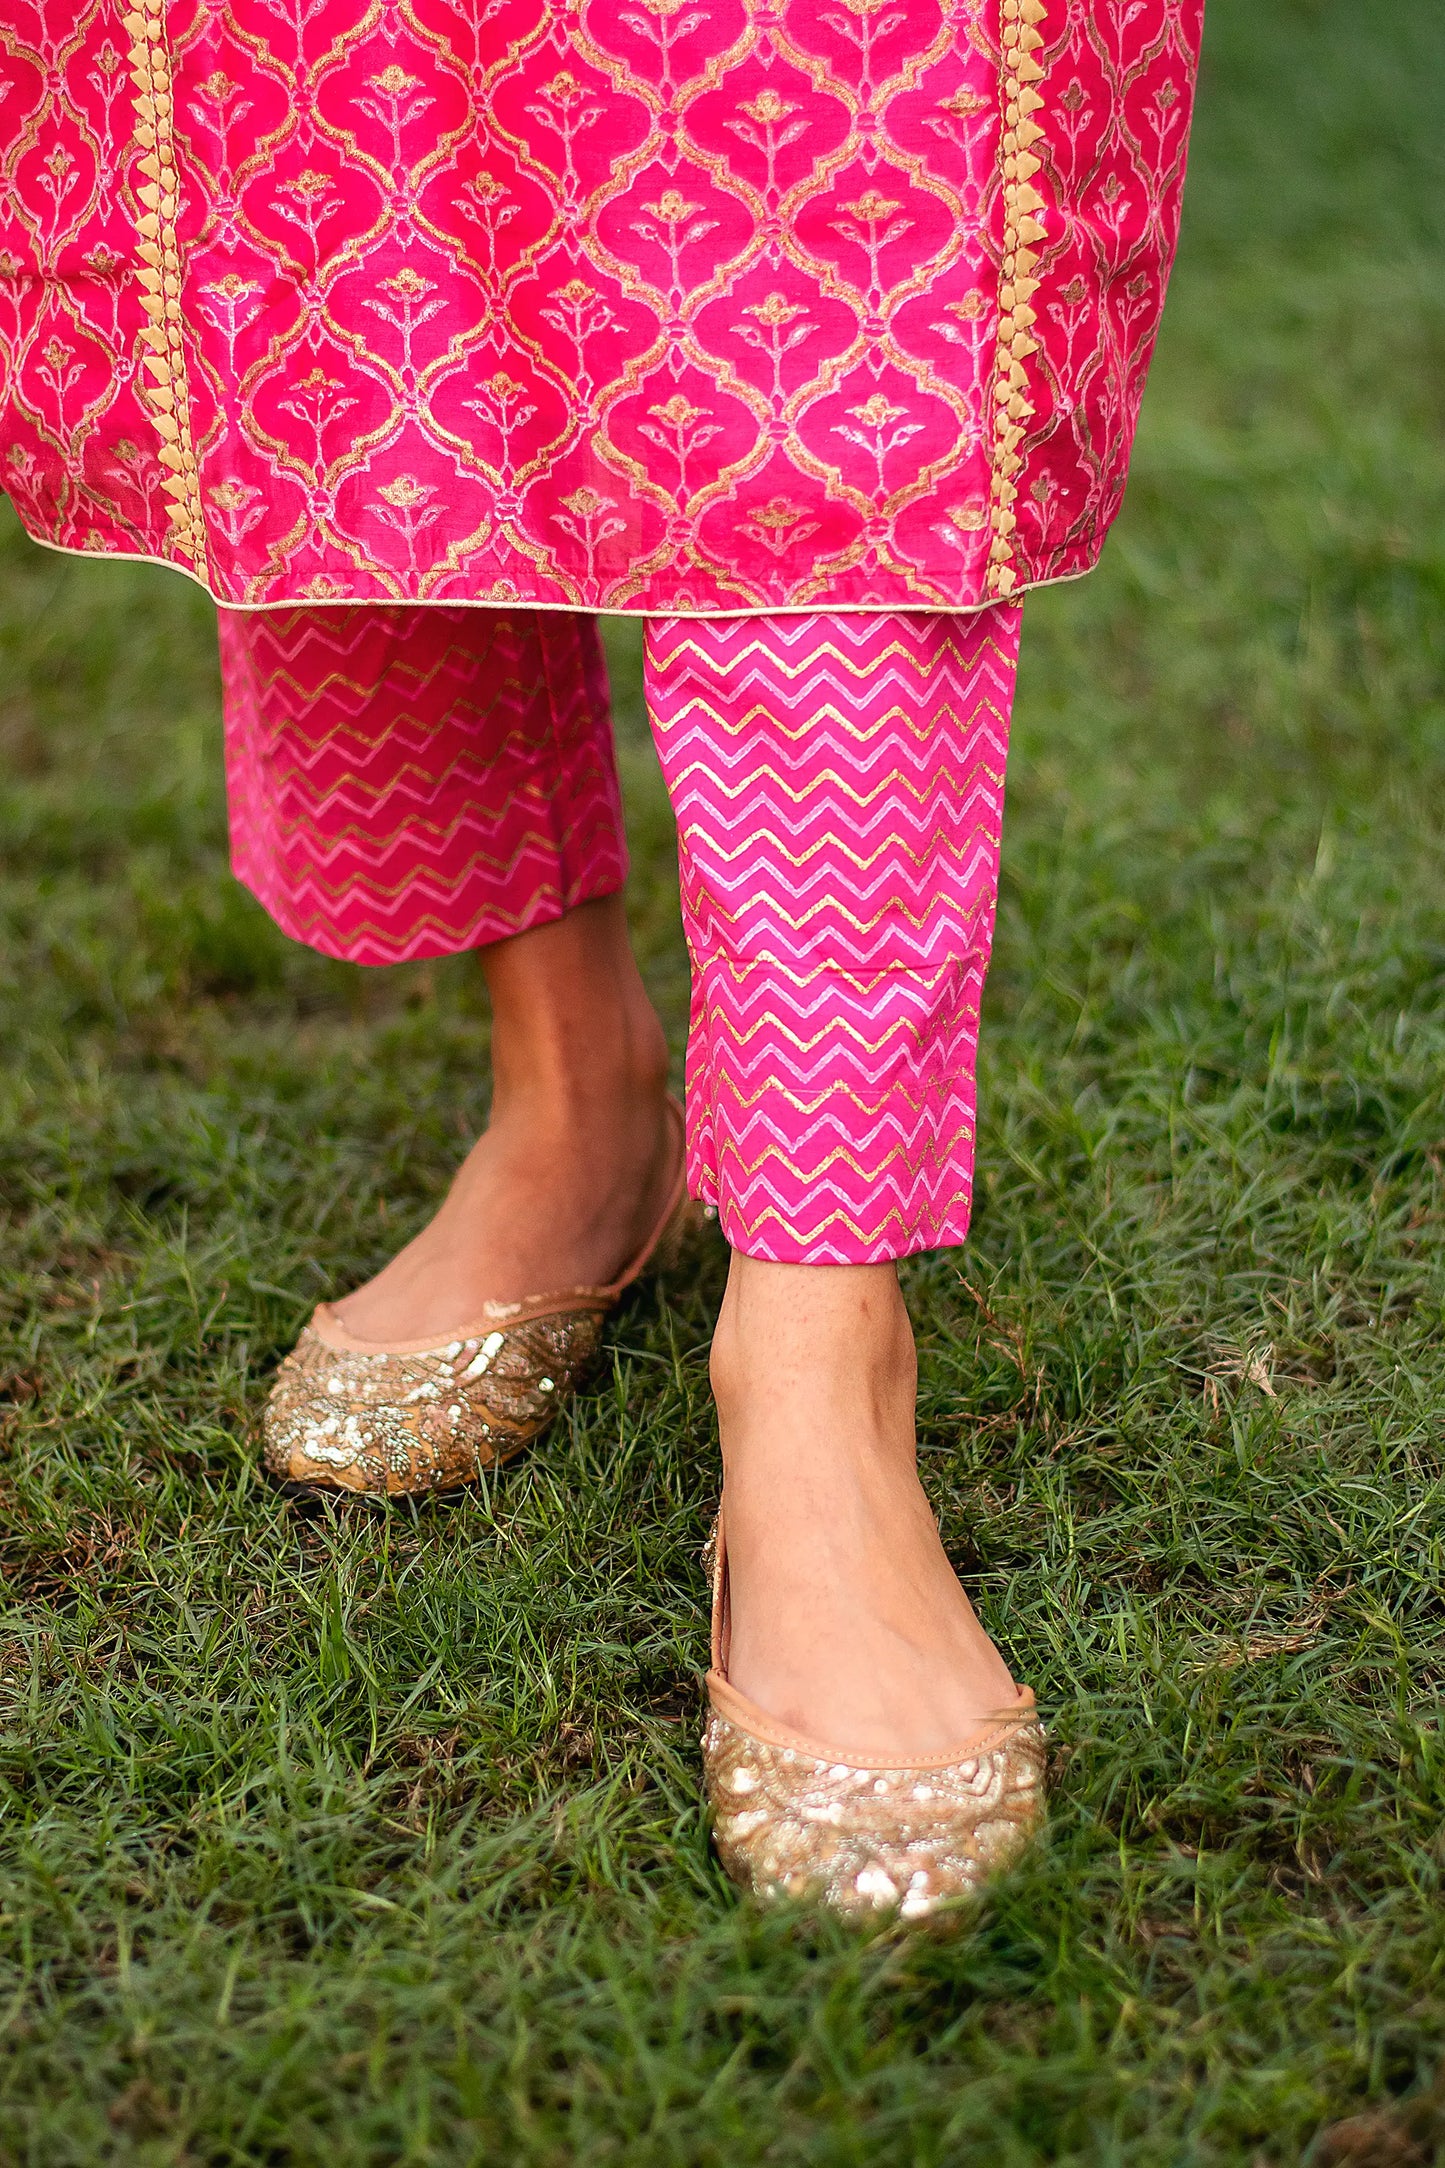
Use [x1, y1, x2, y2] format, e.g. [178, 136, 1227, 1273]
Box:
[262, 1103, 699, 1496]
[121, 0, 207, 571]
[987, 0, 1050, 600]
[701, 1513, 1046, 1920]
[261, 1304, 610, 1493]
[703, 1701, 1046, 1920]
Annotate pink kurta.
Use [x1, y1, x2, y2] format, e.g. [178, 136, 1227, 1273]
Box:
[2, 0, 1202, 614]
[4, 1, 1203, 1262]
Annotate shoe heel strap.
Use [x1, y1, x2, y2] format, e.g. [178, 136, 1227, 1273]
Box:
[708, 1507, 731, 1676]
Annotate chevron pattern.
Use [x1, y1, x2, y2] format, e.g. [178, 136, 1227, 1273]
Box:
[645, 606, 1021, 1263]
[218, 604, 627, 965]
[220, 597, 1020, 1262]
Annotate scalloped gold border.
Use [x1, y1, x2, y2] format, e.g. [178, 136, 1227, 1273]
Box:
[986, 0, 1048, 600]
[122, 0, 208, 571]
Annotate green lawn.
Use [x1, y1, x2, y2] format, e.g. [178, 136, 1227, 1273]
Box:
[2, 3, 1444, 2159]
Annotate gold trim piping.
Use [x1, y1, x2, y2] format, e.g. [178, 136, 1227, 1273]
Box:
[986, 0, 1048, 600]
[16, 517, 1093, 614]
[121, 0, 208, 572]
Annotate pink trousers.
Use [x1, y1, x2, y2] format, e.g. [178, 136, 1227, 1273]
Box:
[218, 605, 1021, 1265]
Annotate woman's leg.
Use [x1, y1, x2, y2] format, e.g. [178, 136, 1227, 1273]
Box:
[645, 608, 1024, 1755]
[332, 893, 672, 1338]
[218, 604, 674, 1334]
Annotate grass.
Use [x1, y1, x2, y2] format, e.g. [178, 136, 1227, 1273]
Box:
[1, 0, 1444, 2158]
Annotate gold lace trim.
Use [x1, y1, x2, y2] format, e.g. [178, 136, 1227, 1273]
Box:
[122, 0, 207, 570]
[986, 0, 1048, 601]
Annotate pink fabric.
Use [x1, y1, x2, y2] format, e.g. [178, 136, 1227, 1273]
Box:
[647, 607, 1019, 1261]
[218, 598, 1020, 1259]
[1, 0, 1202, 613]
[218, 604, 626, 964]
[1017, 2, 1203, 582]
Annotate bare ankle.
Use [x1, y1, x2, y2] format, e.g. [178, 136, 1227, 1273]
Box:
[710, 1254, 916, 1439]
[701, 1251, 1026, 1751]
[481, 893, 670, 1126]
[496, 1027, 667, 1133]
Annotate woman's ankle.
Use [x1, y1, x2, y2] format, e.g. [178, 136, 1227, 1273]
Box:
[710, 1254, 917, 1450]
[482, 894, 670, 1126]
[707, 1252, 1020, 1749]
[488, 1009, 669, 1142]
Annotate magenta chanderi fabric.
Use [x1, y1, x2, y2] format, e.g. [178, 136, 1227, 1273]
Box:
[2, 1, 1203, 615]
[219, 600, 1019, 1261]
[218, 605, 628, 962]
[2, 0, 1199, 1255]
[649, 607, 1019, 1262]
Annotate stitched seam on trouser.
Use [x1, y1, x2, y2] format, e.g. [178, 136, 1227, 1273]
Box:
[644, 603, 1022, 1263]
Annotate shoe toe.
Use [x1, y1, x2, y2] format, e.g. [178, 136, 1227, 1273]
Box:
[704, 1709, 1046, 1921]
[258, 1312, 607, 1496]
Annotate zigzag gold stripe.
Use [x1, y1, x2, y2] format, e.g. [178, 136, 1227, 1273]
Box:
[121, 0, 207, 571]
[217, 603, 628, 966]
[645, 604, 1022, 1261]
[986, 0, 1049, 600]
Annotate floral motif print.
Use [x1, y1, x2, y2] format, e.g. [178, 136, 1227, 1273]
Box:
[0, 0, 1202, 613]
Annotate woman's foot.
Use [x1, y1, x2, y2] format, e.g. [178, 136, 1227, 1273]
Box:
[333, 896, 677, 1343]
[709, 1253, 1020, 1760]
